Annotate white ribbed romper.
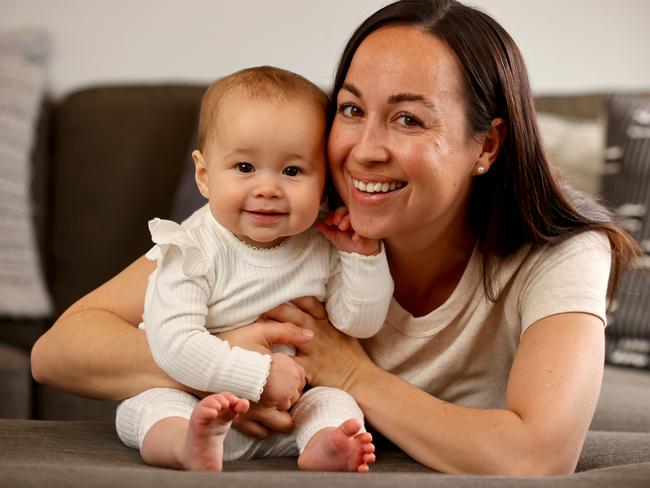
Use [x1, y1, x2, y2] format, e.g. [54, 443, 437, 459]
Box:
[115, 204, 394, 459]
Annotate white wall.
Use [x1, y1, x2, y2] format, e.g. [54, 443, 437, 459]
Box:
[2, 0, 649, 98]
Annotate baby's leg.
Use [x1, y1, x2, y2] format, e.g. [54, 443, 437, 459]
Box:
[116, 388, 248, 471]
[145, 392, 249, 471]
[293, 387, 376, 472]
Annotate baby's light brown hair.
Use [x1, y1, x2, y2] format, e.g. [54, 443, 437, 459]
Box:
[197, 66, 329, 151]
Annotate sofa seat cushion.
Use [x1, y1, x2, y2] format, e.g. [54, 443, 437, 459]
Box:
[1, 420, 650, 487]
[591, 366, 650, 433]
[0, 343, 31, 418]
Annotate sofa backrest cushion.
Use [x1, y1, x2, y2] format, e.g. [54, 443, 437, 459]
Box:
[49, 85, 204, 313]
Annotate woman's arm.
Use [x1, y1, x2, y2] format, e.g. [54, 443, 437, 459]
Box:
[31, 255, 314, 402]
[30, 256, 178, 400]
[272, 298, 605, 476]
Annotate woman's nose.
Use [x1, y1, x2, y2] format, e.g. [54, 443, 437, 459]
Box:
[349, 122, 390, 165]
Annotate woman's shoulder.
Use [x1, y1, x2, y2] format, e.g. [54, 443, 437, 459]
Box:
[514, 230, 612, 332]
[489, 229, 610, 281]
[486, 230, 612, 307]
[531, 229, 611, 268]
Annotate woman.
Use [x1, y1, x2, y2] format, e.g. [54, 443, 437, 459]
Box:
[31, 0, 639, 476]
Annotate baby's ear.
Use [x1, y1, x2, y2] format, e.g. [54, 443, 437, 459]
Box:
[192, 150, 210, 199]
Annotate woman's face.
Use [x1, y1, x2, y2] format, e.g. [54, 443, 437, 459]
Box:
[328, 25, 484, 249]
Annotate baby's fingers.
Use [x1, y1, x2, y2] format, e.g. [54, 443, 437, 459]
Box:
[338, 214, 352, 232]
[332, 206, 349, 226]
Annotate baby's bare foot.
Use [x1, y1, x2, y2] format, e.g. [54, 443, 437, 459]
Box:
[298, 419, 376, 472]
[179, 392, 249, 471]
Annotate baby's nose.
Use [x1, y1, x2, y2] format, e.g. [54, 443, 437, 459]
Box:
[254, 175, 283, 198]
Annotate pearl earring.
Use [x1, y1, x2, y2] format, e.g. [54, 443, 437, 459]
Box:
[476, 166, 486, 175]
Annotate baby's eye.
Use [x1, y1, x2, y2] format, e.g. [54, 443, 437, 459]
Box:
[396, 113, 424, 128]
[338, 103, 363, 118]
[282, 166, 303, 177]
[235, 162, 255, 173]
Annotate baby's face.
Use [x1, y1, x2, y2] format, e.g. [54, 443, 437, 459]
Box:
[194, 94, 327, 248]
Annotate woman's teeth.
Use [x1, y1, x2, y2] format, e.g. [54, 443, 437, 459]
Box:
[352, 178, 404, 193]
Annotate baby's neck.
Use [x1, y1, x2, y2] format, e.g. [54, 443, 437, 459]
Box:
[237, 236, 288, 251]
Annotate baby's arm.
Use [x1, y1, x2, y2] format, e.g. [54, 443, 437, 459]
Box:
[145, 245, 272, 402]
[315, 208, 394, 339]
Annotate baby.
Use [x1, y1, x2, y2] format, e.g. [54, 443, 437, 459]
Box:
[115, 66, 394, 472]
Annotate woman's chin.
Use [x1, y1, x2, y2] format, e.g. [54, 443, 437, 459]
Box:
[350, 216, 389, 240]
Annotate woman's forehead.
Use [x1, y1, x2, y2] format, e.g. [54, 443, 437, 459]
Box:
[345, 25, 463, 102]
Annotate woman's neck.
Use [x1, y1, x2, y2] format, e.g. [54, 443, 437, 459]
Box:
[385, 229, 475, 317]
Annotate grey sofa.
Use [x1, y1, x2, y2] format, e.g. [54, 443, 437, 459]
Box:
[0, 86, 649, 485]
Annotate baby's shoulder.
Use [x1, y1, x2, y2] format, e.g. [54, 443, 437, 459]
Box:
[146, 206, 222, 279]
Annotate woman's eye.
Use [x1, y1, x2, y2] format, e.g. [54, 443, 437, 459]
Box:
[282, 166, 302, 177]
[339, 103, 363, 118]
[397, 114, 423, 128]
[235, 162, 254, 173]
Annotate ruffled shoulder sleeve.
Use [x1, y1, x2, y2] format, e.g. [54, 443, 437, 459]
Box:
[144, 218, 209, 278]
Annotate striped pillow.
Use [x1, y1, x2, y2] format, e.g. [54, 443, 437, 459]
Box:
[0, 29, 52, 318]
[602, 94, 650, 369]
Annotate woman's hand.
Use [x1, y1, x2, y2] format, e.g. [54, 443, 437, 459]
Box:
[216, 319, 314, 355]
[263, 297, 376, 392]
[215, 319, 313, 436]
[231, 402, 296, 439]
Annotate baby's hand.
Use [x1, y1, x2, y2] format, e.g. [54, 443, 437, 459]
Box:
[260, 352, 306, 410]
[314, 207, 380, 256]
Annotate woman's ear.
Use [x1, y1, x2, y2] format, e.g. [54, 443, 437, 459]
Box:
[192, 150, 210, 198]
[474, 118, 506, 175]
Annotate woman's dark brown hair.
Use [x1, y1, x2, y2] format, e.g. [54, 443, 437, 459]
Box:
[328, 0, 640, 302]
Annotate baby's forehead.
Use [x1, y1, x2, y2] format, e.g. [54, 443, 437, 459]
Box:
[207, 89, 326, 135]
[216, 87, 324, 114]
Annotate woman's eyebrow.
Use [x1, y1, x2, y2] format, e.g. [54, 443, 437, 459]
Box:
[341, 82, 362, 98]
[340, 84, 437, 113]
[388, 93, 438, 113]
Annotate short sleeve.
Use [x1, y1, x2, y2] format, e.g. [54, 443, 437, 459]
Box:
[519, 231, 612, 335]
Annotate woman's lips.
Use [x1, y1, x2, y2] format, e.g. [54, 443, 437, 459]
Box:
[348, 174, 407, 204]
[352, 178, 405, 193]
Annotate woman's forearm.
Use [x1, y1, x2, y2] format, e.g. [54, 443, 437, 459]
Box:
[29, 255, 188, 400]
[350, 364, 554, 476]
[31, 308, 181, 400]
[271, 300, 599, 476]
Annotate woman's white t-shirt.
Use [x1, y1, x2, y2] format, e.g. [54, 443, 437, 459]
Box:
[361, 230, 612, 409]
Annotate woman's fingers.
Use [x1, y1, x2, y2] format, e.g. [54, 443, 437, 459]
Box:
[233, 418, 270, 439]
[232, 404, 295, 437]
[291, 296, 328, 320]
[260, 321, 314, 347]
[259, 408, 294, 433]
[263, 303, 310, 327]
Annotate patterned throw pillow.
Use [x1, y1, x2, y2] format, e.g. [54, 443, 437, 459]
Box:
[0, 29, 52, 317]
[602, 94, 650, 369]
